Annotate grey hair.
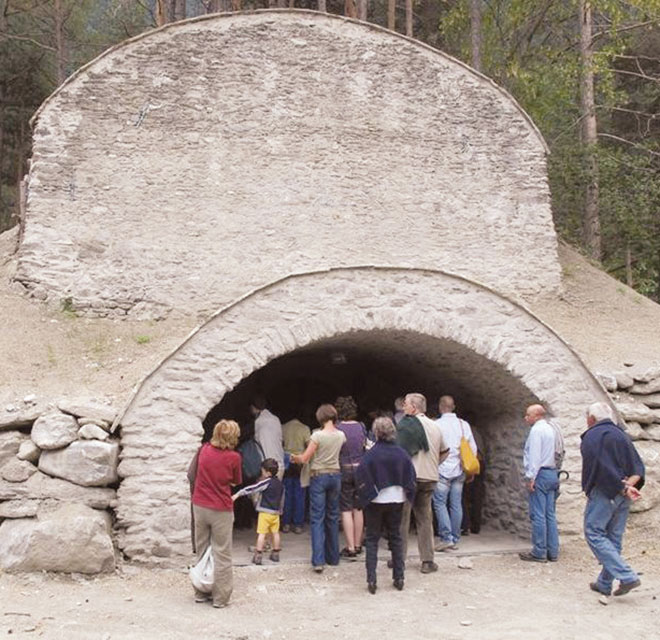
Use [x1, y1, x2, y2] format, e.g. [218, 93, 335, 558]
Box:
[373, 416, 397, 442]
[586, 402, 614, 423]
[406, 393, 426, 413]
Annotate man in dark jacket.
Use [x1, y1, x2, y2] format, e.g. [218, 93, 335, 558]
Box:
[581, 402, 645, 597]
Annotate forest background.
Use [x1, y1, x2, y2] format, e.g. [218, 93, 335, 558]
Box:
[1, 0, 660, 300]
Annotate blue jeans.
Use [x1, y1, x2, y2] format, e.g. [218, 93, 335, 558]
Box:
[528, 468, 560, 560]
[584, 487, 638, 590]
[433, 473, 465, 544]
[282, 476, 306, 527]
[309, 473, 341, 568]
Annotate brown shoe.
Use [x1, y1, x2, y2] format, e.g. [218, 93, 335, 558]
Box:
[420, 561, 438, 574]
[252, 550, 263, 565]
[613, 579, 641, 596]
[270, 549, 280, 562]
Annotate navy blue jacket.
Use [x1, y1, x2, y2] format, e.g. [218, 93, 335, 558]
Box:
[581, 419, 645, 499]
[356, 440, 417, 509]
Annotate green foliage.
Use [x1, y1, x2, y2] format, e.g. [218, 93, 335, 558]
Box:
[135, 335, 152, 345]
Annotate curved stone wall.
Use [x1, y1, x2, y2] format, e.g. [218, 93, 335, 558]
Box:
[117, 267, 608, 561]
[18, 10, 559, 319]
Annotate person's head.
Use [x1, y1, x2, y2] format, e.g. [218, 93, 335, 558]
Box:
[403, 393, 426, 415]
[372, 416, 397, 442]
[335, 395, 358, 421]
[315, 403, 338, 427]
[524, 404, 546, 426]
[586, 402, 614, 427]
[210, 419, 241, 450]
[249, 394, 267, 417]
[439, 395, 455, 415]
[261, 457, 279, 478]
[394, 396, 405, 412]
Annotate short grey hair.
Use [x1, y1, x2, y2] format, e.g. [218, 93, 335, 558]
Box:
[586, 402, 614, 423]
[373, 416, 397, 442]
[406, 393, 426, 413]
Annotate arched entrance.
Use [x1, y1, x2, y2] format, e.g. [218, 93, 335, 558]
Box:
[116, 267, 610, 562]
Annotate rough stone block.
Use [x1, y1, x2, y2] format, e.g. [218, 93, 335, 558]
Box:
[17, 439, 41, 463]
[78, 424, 109, 441]
[57, 399, 117, 424]
[614, 372, 634, 390]
[0, 431, 29, 465]
[597, 373, 617, 392]
[39, 440, 119, 487]
[0, 503, 115, 573]
[630, 378, 660, 395]
[31, 411, 79, 450]
[635, 393, 660, 409]
[616, 402, 655, 425]
[0, 458, 38, 483]
[0, 499, 40, 518]
[0, 403, 48, 431]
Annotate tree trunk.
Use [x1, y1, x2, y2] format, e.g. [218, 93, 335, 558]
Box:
[232, 0, 242, 10]
[405, 0, 412, 37]
[173, 0, 186, 21]
[318, 0, 327, 12]
[625, 242, 633, 287]
[54, 0, 67, 84]
[579, 0, 601, 262]
[470, 0, 482, 72]
[388, 0, 395, 31]
[156, 0, 168, 25]
[357, 0, 368, 21]
[345, 0, 357, 19]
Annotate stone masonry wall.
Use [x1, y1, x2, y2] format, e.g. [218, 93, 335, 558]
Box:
[0, 397, 119, 573]
[117, 267, 609, 562]
[17, 10, 560, 319]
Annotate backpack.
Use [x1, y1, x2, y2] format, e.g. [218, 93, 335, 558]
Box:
[548, 418, 565, 471]
[237, 439, 265, 482]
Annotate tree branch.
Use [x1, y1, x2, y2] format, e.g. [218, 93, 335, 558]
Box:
[598, 132, 660, 157]
[0, 32, 55, 51]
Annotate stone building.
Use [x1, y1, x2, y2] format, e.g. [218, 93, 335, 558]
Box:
[1, 10, 657, 569]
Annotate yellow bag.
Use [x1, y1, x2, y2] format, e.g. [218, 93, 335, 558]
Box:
[459, 421, 480, 476]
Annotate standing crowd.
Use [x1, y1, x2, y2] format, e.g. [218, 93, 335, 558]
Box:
[187, 393, 645, 608]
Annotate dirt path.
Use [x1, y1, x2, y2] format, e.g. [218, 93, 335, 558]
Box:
[1, 535, 658, 640]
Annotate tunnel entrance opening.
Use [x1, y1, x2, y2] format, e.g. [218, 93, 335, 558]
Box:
[202, 329, 539, 538]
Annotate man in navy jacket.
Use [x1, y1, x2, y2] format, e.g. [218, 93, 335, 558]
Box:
[581, 402, 645, 596]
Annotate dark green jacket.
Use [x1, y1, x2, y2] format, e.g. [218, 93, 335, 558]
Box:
[396, 414, 429, 458]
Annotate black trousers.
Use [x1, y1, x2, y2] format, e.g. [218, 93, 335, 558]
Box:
[364, 502, 404, 584]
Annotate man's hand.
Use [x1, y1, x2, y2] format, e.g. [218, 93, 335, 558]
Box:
[231, 494, 238, 502]
[527, 478, 535, 492]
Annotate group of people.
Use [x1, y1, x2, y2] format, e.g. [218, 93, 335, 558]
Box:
[188, 392, 645, 608]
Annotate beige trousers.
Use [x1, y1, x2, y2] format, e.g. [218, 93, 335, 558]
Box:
[193, 505, 234, 606]
[400, 480, 436, 564]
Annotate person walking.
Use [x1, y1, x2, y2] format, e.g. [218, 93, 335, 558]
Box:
[581, 402, 645, 596]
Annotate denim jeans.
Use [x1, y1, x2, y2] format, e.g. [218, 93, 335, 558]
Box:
[528, 467, 560, 560]
[433, 473, 465, 544]
[282, 476, 306, 527]
[584, 487, 638, 590]
[309, 473, 341, 568]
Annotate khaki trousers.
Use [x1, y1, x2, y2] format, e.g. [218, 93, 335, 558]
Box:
[401, 480, 436, 564]
[193, 505, 234, 606]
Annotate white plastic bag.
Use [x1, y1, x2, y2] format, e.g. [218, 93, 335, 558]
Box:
[189, 544, 214, 593]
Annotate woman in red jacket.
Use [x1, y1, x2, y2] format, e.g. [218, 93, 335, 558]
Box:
[191, 419, 242, 608]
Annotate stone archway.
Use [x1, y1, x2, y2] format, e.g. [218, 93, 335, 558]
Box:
[116, 267, 610, 562]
